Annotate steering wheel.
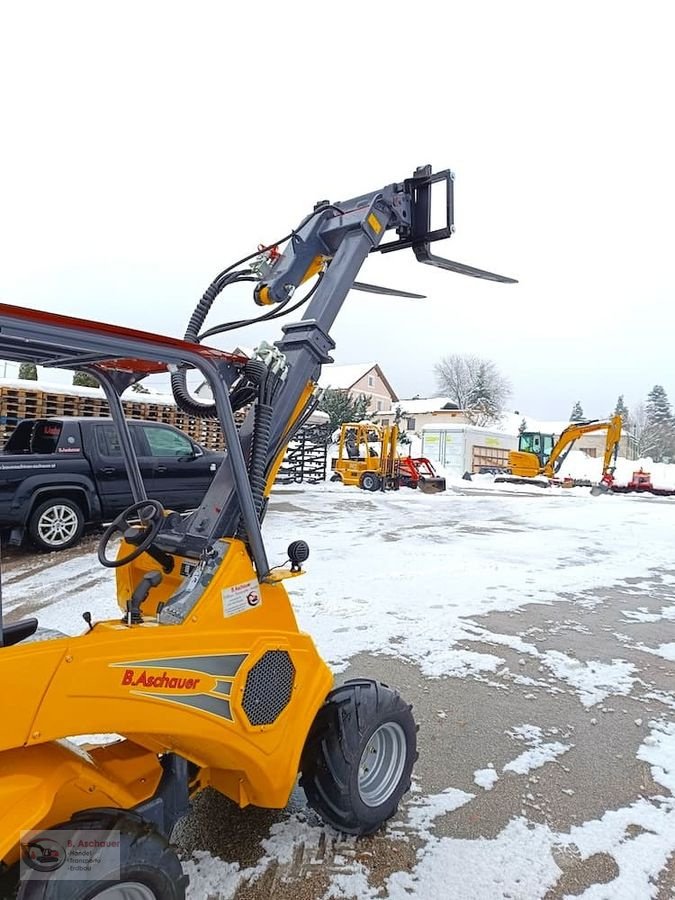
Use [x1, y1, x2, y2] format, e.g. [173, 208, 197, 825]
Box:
[98, 499, 165, 568]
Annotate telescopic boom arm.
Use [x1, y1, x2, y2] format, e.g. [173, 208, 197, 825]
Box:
[173, 165, 516, 572]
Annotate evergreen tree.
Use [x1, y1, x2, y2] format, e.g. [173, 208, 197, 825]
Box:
[518, 417, 528, 434]
[18, 362, 38, 380]
[569, 401, 584, 421]
[645, 385, 672, 424]
[318, 389, 370, 433]
[613, 394, 629, 420]
[643, 385, 675, 462]
[73, 372, 99, 388]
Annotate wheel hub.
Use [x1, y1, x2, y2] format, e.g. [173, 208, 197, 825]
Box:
[357, 722, 407, 807]
[38, 505, 78, 546]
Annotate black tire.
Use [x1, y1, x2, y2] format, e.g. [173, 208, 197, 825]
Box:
[17, 811, 187, 900]
[300, 679, 417, 835]
[28, 497, 85, 552]
[359, 473, 381, 492]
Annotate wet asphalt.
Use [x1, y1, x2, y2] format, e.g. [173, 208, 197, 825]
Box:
[2, 509, 675, 897]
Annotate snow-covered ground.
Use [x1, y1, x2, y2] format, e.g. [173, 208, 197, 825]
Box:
[4, 483, 675, 898]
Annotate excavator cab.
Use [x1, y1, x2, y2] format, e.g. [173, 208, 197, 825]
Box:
[518, 432, 555, 467]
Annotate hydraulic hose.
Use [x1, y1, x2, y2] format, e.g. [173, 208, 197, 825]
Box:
[170, 270, 251, 419]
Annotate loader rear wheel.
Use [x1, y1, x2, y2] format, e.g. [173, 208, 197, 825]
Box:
[17, 811, 187, 900]
[359, 472, 381, 492]
[300, 679, 417, 835]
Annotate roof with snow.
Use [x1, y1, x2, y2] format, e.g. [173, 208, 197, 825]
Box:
[380, 396, 461, 415]
[318, 363, 397, 400]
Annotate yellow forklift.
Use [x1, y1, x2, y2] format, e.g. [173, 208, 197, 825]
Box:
[332, 422, 446, 493]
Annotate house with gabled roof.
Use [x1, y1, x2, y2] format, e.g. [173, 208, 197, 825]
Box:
[317, 363, 397, 415]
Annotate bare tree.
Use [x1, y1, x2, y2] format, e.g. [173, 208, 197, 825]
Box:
[434, 354, 511, 426]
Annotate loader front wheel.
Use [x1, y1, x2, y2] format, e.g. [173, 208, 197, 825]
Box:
[359, 472, 381, 492]
[17, 811, 187, 900]
[300, 679, 417, 835]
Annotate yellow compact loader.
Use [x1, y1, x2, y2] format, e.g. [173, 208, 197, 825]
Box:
[0, 165, 514, 898]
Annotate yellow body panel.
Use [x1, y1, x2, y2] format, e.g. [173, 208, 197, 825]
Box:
[0, 539, 333, 866]
[507, 449, 542, 478]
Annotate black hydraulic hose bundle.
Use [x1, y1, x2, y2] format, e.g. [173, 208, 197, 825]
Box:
[235, 359, 282, 539]
[170, 269, 254, 419]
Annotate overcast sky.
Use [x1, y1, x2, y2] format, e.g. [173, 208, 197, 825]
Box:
[1, 1, 674, 419]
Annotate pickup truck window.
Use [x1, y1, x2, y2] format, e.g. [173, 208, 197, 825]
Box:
[4, 420, 63, 454]
[141, 425, 193, 457]
[96, 424, 145, 457]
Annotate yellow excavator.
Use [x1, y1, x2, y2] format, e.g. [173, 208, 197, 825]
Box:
[497, 415, 623, 492]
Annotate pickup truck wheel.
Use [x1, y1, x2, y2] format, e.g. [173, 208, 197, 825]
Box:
[28, 498, 85, 552]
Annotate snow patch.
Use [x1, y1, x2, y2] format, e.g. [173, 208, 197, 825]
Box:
[541, 651, 637, 707]
[474, 767, 500, 790]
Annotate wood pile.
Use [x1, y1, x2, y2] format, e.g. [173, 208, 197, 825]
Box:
[0, 383, 232, 450]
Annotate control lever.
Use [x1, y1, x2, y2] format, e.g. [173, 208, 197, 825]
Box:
[125, 570, 163, 625]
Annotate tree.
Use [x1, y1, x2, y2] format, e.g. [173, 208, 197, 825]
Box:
[642, 385, 675, 462]
[434, 354, 511, 426]
[18, 362, 37, 380]
[392, 404, 412, 445]
[646, 385, 672, 424]
[613, 394, 629, 421]
[569, 401, 585, 421]
[318, 389, 370, 433]
[73, 372, 99, 388]
[518, 417, 528, 434]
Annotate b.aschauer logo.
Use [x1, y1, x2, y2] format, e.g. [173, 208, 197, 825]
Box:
[112, 654, 247, 722]
[121, 669, 202, 690]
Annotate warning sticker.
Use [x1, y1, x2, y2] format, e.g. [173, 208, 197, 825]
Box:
[222, 578, 262, 618]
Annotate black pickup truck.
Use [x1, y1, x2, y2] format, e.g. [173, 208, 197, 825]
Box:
[0, 417, 223, 551]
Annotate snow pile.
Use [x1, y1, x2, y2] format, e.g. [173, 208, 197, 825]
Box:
[557, 449, 675, 489]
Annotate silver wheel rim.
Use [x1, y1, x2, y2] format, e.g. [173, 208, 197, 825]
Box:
[358, 722, 407, 807]
[37, 505, 79, 546]
[94, 883, 158, 900]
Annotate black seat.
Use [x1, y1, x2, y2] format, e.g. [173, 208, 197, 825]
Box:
[1, 618, 39, 648]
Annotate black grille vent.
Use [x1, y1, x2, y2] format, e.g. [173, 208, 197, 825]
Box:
[242, 650, 295, 726]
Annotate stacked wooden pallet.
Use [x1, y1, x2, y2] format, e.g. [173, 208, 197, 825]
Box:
[0, 382, 229, 450]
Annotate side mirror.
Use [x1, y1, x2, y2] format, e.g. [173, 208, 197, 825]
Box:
[178, 444, 203, 461]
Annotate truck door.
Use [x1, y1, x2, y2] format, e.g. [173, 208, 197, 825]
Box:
[136, 423, 218, 511]
[92, 423, 152, 516]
